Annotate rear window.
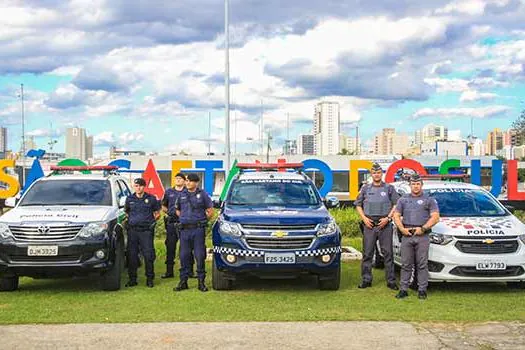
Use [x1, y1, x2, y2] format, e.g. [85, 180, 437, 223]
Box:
[19, 180, 113, 206]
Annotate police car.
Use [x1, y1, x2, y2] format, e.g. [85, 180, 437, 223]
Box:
[391, 178, 525, 287]
[212, 163, 341, 290]
[0, 166, 129, 291]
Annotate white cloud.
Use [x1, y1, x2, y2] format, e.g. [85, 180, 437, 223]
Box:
[411, 105, 512, 119]
[424, 78, 470, 92]
[459, 90, 498, 102]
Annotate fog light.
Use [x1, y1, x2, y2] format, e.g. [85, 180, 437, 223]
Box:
[95, 250, 105, 259]
[226, 254, 237, 263]
[321, 254, 331, 263]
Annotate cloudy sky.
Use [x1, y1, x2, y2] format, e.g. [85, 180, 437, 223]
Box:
[1, 0, 524, 156]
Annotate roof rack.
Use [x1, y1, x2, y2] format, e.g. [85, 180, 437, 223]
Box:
[236, 162, 304, 173]
[49, 165, 119, 176]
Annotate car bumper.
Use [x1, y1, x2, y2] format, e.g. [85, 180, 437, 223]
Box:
[427, 242, 525, 282]
[0, 239, 113, 277]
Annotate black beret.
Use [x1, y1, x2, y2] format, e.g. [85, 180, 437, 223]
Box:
[134, 178, 146, 186]
[187, 173, 200, 182]
[409, 173, 423, 183]
[175, 172, 186, 179]
[371, 163, 382, 171]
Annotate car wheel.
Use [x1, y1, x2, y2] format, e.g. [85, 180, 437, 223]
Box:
[0, 276, 19, 292]
[101, 242, 124, 291]
[318, 265, 341, 291]
[212, 258, 233, 290]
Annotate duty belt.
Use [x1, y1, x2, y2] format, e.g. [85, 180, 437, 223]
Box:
[180, 222, 207, 229]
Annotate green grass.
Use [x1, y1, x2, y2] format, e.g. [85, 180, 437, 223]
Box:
[1, 239, 524, 324]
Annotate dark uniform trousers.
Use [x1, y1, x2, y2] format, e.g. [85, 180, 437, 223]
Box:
[165, 219, 178, 267]
[400, 232, 430, 292]
[179, 226, 206, 281]
[362, 222, 396, 284]
[128, 226, 156, 280]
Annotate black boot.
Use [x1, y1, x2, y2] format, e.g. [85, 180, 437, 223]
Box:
[146, 278, 154, 288]
[198, 279, 208, 292]
[161, 265, 174, 279]
[174, 280, 188, 291]
[125, 279, 138, 287]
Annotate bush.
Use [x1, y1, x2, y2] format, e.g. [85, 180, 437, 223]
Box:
[329, 208, 362, 237]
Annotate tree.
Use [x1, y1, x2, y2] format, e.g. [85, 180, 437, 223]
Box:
[511, 109, 525, 146]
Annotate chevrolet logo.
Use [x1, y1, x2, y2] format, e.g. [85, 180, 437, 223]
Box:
[271, 230, 288, 238]
[482, 239, 495, 244]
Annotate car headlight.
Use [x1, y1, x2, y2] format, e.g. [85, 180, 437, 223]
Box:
[78, 222, 108, 239]
[219, 220, 242, 236]
[317, 219, 338, 236]
[0, 223, 12, 239]
[429, 232, 453, 245]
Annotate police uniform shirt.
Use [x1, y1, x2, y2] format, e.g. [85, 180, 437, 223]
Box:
[395, 193, 439, 227]
[162, 187, 185, 217]
[125, 192, 161, 226]
[175, 189, 213, 224]
[354, 183, 400, 218]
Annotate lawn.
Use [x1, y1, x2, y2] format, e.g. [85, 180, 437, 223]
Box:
[0, 238, 524, 325]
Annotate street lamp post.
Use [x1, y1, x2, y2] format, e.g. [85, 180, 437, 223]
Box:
[20, 84, 26, 189]
[224, 0, 231, 176]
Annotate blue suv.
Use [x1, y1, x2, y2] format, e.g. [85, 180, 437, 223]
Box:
[212, 163, 341, 290]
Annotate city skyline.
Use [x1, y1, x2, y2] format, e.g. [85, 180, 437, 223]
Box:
[0, 1, 524, 157]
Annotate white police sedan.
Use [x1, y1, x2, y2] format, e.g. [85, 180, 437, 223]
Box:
[391, 180, 525, 287]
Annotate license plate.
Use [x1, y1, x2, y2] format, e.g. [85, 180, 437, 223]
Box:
[476, 261, 506, 270]
[27, 246, 58, 256]
[264, 252, 296, 264]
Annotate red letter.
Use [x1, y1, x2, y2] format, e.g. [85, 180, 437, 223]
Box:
[385, 159, 428, 183]
[507, 160, 525, 200]
[143, 159, 165, 200]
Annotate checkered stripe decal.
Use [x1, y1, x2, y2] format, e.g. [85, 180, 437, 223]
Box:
[295, 246, 342, 257]
[213, 246, 342, 257]
[441, 217, 514, 229]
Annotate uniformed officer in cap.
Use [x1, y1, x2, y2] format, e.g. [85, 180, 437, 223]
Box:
[355, 162, 400, 290]
[393, 173, 440, 299]
[124, 178, 160, 288]
[174, 173, 213, 292]
[160, 172, 195, 279]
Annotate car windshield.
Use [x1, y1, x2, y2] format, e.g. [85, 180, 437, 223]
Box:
[426, 188, 507, 217]
[19, 180, 113, 206]
[228, 179, 321, 206]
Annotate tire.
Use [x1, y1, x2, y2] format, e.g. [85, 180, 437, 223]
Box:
[0, 276, 19, 292]
[372, 248, 385, 269]
[318, 265, 341, 291]
[212, 258, 233, 290]
[101, 242, 124, 291]
[507, 282, 525, 289]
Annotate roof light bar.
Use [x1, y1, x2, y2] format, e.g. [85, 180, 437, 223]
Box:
[50, 166, 119, 171]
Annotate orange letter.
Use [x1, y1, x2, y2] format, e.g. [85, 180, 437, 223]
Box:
[0, 160, 20, 198]
[349, 160, 373, 200]
[171, 160, 192, 187]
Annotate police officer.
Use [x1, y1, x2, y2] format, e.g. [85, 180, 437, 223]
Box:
[393, 174, 440, 299]
[125, 178, 160, 288]
[355, 163, 400, 290]
[161, 172, 194, 279]
[174, 173, 213, 292]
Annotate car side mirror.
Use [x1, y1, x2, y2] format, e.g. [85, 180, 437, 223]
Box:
[324, 196, 339, 209]
[504, 204, 515, 214]
[119, 196, 127, 208]
[212, 198, 222, 209]
[5, 197, 16, 208]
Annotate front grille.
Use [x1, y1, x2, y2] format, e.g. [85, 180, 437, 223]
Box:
[241, 223, 317, 231]
[245, 236, 314, 250]
[9, 225, 84, 242]
[450, 266, 524, 277]
[455, 240, 519, 254]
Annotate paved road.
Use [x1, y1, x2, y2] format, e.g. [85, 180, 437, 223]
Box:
[1, 322, 525, 350]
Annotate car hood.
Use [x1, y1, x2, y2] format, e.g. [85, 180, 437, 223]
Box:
[433, 215, 525, 237]
[221, 205, 331, 226]
[0, 206, 114, 225]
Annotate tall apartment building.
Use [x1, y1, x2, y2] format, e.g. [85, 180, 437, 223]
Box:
[503, 129, 522, 147]
[486, 128, 504, 156]
[415, 123, 448, 145]
[313, 101, 340, 155]
[0, 127, 7, 155]
[338, 134, 361, 154]
[296, 134, 315, 155]
[66, 127, 93, 160]
[374, 128, 410, 155]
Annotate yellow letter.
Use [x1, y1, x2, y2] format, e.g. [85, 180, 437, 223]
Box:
[171, 160, 193, 187]
[0, 160, 20, 199]
[349, 160, 373, 200]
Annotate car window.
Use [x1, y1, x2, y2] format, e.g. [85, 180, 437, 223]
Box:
[228, 179, 321, 206]
[19, 180, 112, 206]
[426, 188, 507, 217]
[119, 180, 132, 196]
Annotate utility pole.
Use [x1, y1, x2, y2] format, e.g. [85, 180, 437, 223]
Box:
[260, 99, 264, 155]
[355, 123, 359, 155]
[208, 112, 211, 155]
[20, 84, 26, 189]
[266, 131, 272, 163]
[224, 0, 231, 174]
